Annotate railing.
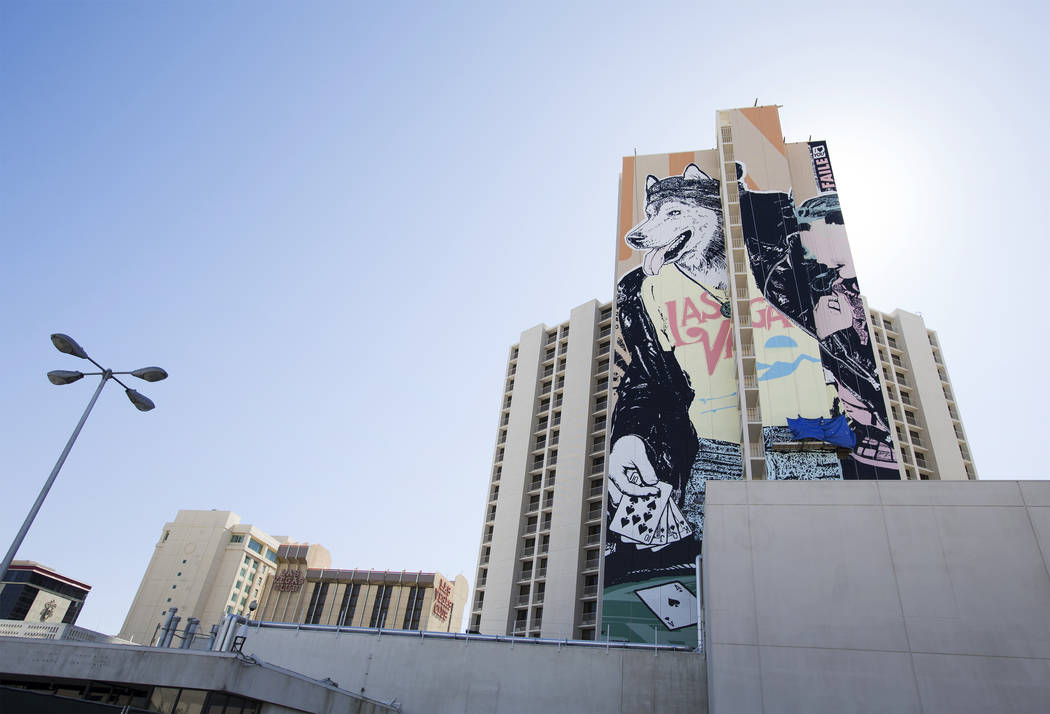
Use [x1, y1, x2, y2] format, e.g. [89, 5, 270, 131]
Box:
[585, 534, 601, 545]
[534, 592, 545, 604]
[0, 620, 130, 645]
[517, 595, 531, 605]
[521, 546, 535, 557]
[582, 585, 599, 597]
[589, 486, 603, 498]
[581, 613, 597, 625]
[534, 568, 547, 578]
[583, 559, 599, 571]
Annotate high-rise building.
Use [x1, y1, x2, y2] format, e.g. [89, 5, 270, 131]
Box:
[472, 105, 979, 645]
[868, 306, 977, 481]
[119, 510, 290, 644]
[470, 301, 615, 640]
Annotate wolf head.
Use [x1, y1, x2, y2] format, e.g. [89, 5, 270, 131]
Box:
[626, 164, 726, 280]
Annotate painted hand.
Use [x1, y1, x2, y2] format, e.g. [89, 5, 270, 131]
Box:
[607, 434, 660, 506]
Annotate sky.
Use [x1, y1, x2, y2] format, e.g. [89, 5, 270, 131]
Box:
[1, 0, 1048, 636]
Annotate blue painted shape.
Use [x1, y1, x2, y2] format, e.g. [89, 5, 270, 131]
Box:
[764, 335, 798, 349]
[757, 354, 821, 381]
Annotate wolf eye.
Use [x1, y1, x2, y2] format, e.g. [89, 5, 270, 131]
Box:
[668, 210, 681, 216]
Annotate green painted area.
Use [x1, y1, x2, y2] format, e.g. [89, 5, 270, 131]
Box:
[601, 576, 697, 648]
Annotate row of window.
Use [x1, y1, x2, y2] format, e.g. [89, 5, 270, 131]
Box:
[303, 582, 427, 630]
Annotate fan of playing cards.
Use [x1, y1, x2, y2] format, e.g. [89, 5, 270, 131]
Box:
[609, 482, 692, 551]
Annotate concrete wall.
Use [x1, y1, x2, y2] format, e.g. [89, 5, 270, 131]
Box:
[238, 626, 706, 714]
[544, 299, 599, 639]
[0, 638, 395, 713]
[703, 479, 1050, 714]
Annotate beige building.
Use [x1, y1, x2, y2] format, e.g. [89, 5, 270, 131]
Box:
[260, 543, 467, 633]
[471, 298, 978, 640]
[471, 300, 613, 640]
[119, 510, 285, 645]
[868, 306, 978, 481]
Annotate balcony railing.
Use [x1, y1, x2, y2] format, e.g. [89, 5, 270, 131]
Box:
[582, 585, 598, 597]
[583, 559, 599, 571]
[581, 613, 596, 625]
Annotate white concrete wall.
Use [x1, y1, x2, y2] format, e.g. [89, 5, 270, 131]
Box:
[896, 310, 968, 480]
[703, 479, 1050, 714]
[239, 627, 706, 714]
[544, 300, 600, 638]
[479, 325, 544, 635]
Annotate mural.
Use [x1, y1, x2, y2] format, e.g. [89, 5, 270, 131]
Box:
[603, 161, 735, 646]
[736, 143, 898, 479]
[603, 112, 898, 646]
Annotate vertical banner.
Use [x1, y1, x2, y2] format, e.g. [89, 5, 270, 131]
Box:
[603, 151, 731, 647]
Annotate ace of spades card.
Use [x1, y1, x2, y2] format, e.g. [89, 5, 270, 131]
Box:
[610, 482, 672, 545]
[635, 581, 699, 631]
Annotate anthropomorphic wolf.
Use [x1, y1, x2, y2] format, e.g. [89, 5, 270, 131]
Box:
[606, 164, 743, 585]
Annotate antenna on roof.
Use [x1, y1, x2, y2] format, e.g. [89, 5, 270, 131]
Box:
[753, 98, 758, 107]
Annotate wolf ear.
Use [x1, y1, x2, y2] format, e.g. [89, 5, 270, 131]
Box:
[682, 164, 711, 181]
[645, 175, 659, 191]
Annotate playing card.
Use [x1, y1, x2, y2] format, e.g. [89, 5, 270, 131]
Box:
[634, 580, 698, 630]
[609, 482, 672, 545]
[667, 498, 693, 541]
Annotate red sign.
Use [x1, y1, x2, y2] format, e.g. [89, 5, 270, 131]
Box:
[431, 579, 453, 622]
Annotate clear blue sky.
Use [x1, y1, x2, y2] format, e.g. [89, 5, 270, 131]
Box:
[2, 1, 1047, 635]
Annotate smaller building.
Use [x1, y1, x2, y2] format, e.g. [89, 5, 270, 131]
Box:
[119, 510, 287, 645]
[260, 544, 468, 633]
[0, 560, 90, 626]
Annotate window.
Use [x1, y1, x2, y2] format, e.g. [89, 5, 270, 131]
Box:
[244, 555, 251, 565]
[176, 572, 182, 577]
[597, 358, 609, 373]
[247, 538, 263, 554]
[591, 457, 604, 474]
[402, 586, 425, 630]
[545, 347, 555, 359]
[549, 449, 557, 465]
[240, 568, 247, 578]
[369, 585, 393, 628]
[265, 549, 277, 563]
[533, 454, 544, 469]
[600, 306, 612, 321]
[230, 534, 244, 544]
[251, 559, 258, 570]
[163, 531, 170, 542]
[236, 581, 243, 590]
[172, 585, 176, 590]
[305, 583, 330, 625]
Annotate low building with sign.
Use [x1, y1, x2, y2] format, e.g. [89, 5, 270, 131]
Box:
[259, 543, 467, 633]
[0, 560, 91, 627]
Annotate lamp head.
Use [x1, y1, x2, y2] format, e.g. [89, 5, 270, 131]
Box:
[47, 370, 85, 385]
[130, 366, 168, 382]
[50, 334, 89, 359]
[125, 389, 155, 412]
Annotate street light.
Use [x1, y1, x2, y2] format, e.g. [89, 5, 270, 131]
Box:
[0, 334, 169, 579]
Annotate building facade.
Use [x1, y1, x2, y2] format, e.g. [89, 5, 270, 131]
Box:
[119, 510, 287, 645]
[260, 544, 467, 633]
[473, 105, 979, 644]
[868, 306, 977, 481]
[470, 300, 614, 640]
[0, 561, 90, 627]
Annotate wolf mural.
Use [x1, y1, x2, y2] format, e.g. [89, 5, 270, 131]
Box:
[606, 164, 742, 587]
[605, 162, 896, 594]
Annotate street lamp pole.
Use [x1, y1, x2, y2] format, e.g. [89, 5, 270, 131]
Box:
[0, 335, 167, 580]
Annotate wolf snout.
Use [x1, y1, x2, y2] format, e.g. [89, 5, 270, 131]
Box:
[626, 231, 649, 248]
